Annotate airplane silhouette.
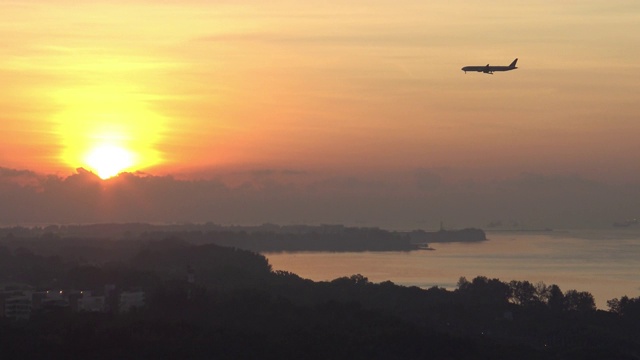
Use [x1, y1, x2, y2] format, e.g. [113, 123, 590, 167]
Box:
[461, 58, 518, 74]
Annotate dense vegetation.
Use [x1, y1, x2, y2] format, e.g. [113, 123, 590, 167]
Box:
[0, 223, 485, 253]
[1, 230, 639, 359]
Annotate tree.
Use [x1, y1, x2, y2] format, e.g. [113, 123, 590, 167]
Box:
[608, 296, 640, 319]
[546, 284, 564, 312]
[534, 281, 551, 303]
[458, 276, 511, 306]
[509, 280, 539, 306]
[564, 290, 595, 312]
[607, 297, 622, 314]
[457, 276, 470, 291]
[331, 274, 369, 287]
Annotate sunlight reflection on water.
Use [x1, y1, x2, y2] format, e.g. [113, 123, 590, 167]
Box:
[264, 229, 640, 309]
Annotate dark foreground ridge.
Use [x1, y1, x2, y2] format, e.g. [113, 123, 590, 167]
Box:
[0, 230, 639, 359]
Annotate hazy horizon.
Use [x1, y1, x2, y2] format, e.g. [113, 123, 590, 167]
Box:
[1, 166, 637, 230]
[2, 1, 639, 228]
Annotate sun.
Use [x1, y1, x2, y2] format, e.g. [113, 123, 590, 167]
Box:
[84, 144, 135, 179]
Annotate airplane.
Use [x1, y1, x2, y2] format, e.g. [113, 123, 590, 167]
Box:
[461, 58, 518, 74]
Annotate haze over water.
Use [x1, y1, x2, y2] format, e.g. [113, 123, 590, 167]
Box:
[266, 229, 640, 309]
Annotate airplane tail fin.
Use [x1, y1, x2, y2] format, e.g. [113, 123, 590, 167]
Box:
[509, 58, 518, 67]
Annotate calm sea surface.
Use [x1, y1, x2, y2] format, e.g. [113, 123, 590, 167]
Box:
[264, 229, 640, 309]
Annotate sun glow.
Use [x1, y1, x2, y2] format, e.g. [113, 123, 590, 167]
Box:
[53, 82, 166, 177]
[85, 144, 135, 179]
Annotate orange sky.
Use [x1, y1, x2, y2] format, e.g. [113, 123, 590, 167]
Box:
[1, 0, 639, 182]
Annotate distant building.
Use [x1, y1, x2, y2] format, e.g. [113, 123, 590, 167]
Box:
[104, 284, 118, 312]
[4, 295, 32, 320]
[187, 265, 195, 284]
[31, 291, 48, 311]
[119, 291, 145, 312]
[0, 284, 146, 318]
[77, 291, 106, 313]
[40, 290, 70, 312]
[43, 290, 65, 301]
[0, 283, 34, 320]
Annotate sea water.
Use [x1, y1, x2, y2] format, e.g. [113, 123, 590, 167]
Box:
[264, 229, 640, 309]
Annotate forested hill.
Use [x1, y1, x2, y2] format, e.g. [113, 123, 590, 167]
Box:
[1, 238, 639, 359]
[0, 223, 486, 253]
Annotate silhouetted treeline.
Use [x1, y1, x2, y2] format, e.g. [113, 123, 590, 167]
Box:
[0, 223, 486, 253]
[143, 228, 416, 252]
[1, 237, 640, 359]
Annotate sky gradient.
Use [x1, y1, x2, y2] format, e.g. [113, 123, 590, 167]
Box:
[1, 1, 639, 228]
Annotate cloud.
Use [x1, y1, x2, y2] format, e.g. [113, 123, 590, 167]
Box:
[0, 167, 638, 230]
[0, 168, 43, 187]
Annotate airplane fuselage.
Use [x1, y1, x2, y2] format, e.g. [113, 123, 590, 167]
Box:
[461, 58, 518, 74]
